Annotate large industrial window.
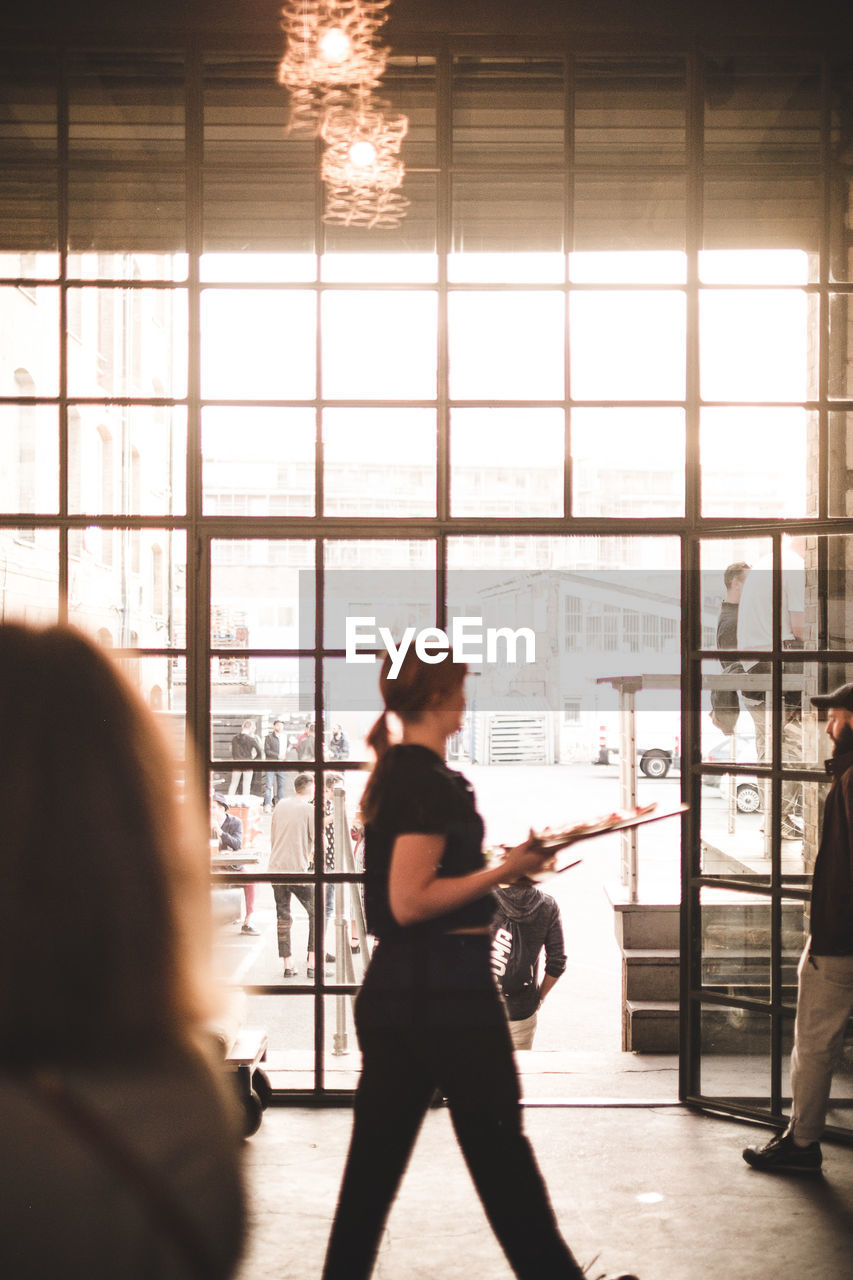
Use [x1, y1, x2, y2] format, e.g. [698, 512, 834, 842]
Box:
[1, 42, 852, 1126]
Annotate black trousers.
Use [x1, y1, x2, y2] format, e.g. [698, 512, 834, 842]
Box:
[322, 934, 583, 1280]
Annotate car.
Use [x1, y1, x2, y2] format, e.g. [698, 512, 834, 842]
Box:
[704, 734, 761, 814]
[638, 747, 679, 779]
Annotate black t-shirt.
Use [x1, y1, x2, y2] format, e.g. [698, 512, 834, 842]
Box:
[363, 743, 494, 939]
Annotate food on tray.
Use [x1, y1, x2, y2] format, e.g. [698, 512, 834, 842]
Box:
[530, 803, 659, 850]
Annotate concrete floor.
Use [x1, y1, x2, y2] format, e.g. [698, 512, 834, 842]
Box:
[235, 1101, 853, 1280]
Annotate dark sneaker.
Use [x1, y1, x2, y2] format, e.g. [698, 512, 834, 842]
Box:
[743, 1130, 822, 1173]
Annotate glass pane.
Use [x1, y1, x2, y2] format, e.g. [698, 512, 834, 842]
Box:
[385, 56, 437, 169]
[323, 539, 436, 650]
[203, 55, 309, 166]
[67, 287, 187, 398]
[201, 290, 315, 400]
[702, 176, 821, 274]
[829, 413, 853, 517]
[452, 57, 564, 167]
[0, 51, 57, 163]
[829, 294, 853, 400]
[211, 660, 314, 769]
[115, 655, 186, 723]
[699, 1002, 770, 1102]
[449, 292, 564, 399]
[0, 173, 58, 266]
[570, 252, 685, 285]
[1, 285, 59, 396]
[572, 408, 684, 517]
[700, 409, 813, 518]
[699, 289, 814, 402]
[67, 407, 187, 516]
[570, 291, 685, 401]
[68, 53, 184, 162]
[819, 534, 853, 649]
[210, 539, 315, 650]
[323, 173, 437, 260]
[322, 657, 381, 763]
[203, 407, 315, 516]
[70, 528, 185, 648]
[323, 408, 436, 517]
[67, 250, 187, 283]
[450, 408, 563, 517]
[68, 172, 185, 267]
[0, 527, 58, 622]
[830, 172, 853, 283]
[321, 247, 436, 285]
[573, 174, 686, 253]
[702, 891, 776, 999]
[321, 291, 437, 400]
[203, 172, 314, 259]
[0, 404, 57, 513]
[575, 57, 686, 166]
[699, 248, 811, 286]
[703, 59, 821, 163]
[451, 174, 564, 273]
[201, 251, 316, 284]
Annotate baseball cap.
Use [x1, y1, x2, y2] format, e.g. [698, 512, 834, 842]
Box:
[810, 683, 853, 713]
[213, 792, 231, 808]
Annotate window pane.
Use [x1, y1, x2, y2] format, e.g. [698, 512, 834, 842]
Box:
[68, 52, 184, 162]
[324, 173, 438, 262]
[572, 408, 684, 517]
[1, 285, 59, 396]
[699, 290, 814, 402]
[68, 407, 186, 516]
[700, 409, 812, 518]
[323, 409, 436, 516]
[450, 408, 563, 517]
[321, 291, 437, 400]
[0, 527, 58, 622]
[575, 57, 686, 166]
[211, 539, 315, 650]
[67, 173, 186, 270]
[201, 290, 315, 400]
[385, 56, 437, 169]
[449, 292, 565, 399]
[67, 287, 187, 398]
[829, 413, 853, 517]
[570, 251, 685, 284]
[451, 174, 564, 276]
[703, 59, 821, 163]
[204, 54, 308, 166]
[210, 658, 313, 767]
[0, 174, 58, 267]
[829, 294, 853, 400]
[570, 291, 685, 400]
[452, 57, 564, 167]
[573, 174, 686, 254]
[115, 656, 186, 722]
[323, 539, 436, 650]
[810, 534, 853, 651]
[70, 528, 185, 647]
[203, 173, 315, 261]
[699, 999, 770, 1103]
[321, 248, 437, 285]
[699, 249, 811, 286]
[0, 404, 57, 513]
[203, 407, 315, 516]
[323, 657, 380, 763]
[0, 51, 57, 163]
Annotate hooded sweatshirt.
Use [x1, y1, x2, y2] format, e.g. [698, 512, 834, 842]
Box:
[490, 883, 567, 1021]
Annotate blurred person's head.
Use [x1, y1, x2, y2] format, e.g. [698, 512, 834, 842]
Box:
[293, 772, 314, 797]
[361, 647, 467, 822]
[0, 622, 214, 1068]
[724, 561, 750, 598]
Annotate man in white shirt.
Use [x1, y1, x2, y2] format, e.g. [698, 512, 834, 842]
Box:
[269, 773, 319, 977]
[737, 536, 805, 840]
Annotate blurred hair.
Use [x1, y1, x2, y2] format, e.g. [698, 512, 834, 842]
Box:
[724, 561, 750, 589]
[360, 647, 467, 823]
[293, 772, 313, 795]
[0, 623, 215, 1068]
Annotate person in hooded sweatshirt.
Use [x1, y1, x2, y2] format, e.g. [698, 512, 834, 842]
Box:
[491, 876, 567, 1050]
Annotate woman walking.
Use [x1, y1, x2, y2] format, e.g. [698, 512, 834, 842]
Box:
[322, 647, 637, 1280]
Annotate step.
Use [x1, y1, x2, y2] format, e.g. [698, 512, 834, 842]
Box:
[624, 1000, 679, 1053]
[622, 948, 680, 1002]
[610, 900, 680, 950]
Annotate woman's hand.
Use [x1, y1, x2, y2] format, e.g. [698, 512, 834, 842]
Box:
[498, 831, 557, 883]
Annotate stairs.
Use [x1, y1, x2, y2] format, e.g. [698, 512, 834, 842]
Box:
[609, 892, 680, 1052]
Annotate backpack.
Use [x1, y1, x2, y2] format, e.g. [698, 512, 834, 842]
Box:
[491, 918, 535, 998]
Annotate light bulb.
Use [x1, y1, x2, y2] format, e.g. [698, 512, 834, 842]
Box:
[319, 26, 352, 64]
[348, 139, 377, 169]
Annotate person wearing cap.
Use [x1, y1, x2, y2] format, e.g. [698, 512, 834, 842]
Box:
[743, 682, 853, 1173]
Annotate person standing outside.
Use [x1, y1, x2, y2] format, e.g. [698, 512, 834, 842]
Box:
[743, 682, 853, 1173]
[709, 561, 750, 738]
[321, 647, 639, 1280]
[263, 718, 287, 813]
[491, 877, 567, 1051]
[269, 773, 319, 978]
[229, 718, 262, 797]
[212, 792, 258, 936]
[737, 536, 805, 839]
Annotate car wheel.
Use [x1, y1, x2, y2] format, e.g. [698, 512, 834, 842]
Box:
[736, 783, 761, 814]
[640, 751, 670, 779]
